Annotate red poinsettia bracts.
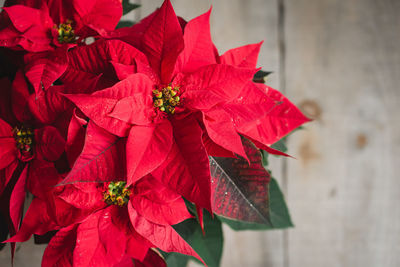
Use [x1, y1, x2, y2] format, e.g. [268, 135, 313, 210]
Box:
[219, 43, 311, 148]
[63, 1, 262, 213]
[0, 0, 123, 94]
[0, 0, 122, 52]
[0, 0, 311, 266]
[0, 75, 66, 253]
[9, 155, 203, 266]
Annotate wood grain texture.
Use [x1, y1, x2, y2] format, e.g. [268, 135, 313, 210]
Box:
[284, 0, 400, 266]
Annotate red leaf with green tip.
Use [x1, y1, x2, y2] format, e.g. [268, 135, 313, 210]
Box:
[210, 137, 271, 224]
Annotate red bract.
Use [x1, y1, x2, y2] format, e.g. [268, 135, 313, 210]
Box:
[62, 120, 126, 184]
[219, 45, 311, 147]
[10, 164, 203, 266]
[0, 0, 311, 266]
[41, 223, 167, 267]
[60, 38, 147, 94]
[0, 0, 122, 52]
[0, 0, 123, 94]
[0, 76, 66, 250]
[63, 1, 261, 213]
[0, 116, 65, 233]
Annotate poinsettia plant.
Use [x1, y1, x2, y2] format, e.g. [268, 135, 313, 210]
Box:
[0, 0, 309, 266]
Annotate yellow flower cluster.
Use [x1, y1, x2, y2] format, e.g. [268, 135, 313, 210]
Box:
[103, 181, 132, 207]
[13, 126, 34, 152]
[57, 20, 76, 44]
[153, 85, 181, 114]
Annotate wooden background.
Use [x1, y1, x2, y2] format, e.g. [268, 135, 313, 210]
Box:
[1, 0, 400, 266]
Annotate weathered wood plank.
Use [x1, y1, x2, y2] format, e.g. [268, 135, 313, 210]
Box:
[284, 0, 400, 266]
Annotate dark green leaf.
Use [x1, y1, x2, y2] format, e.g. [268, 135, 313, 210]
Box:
[116, 20, 135, 29]
[261, 137, 288, 166]
[165, 252, 190, 267]
[261, 149, 270, 166]
[267, 178, 293, 228]
[271, 138, 288, 153]
[221, 178, 293, 230]
[183, 198, 196, 215]
[253, 70, 272, 83]
[122, 0, 140, 15]
[171, 210, 223, 267]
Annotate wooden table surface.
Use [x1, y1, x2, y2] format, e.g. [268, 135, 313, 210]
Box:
[1, 0, 399, 266]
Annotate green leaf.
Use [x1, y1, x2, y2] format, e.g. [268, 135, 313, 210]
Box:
[122, 0, 140, 15]
[165, 252, 190, 267]
[171, 210, 223, 267]
[268, 178, 293, 228]
[261, 138, 288, 166]
[261, 149, 270, 166]
[116, 20, 135, 29]
[271, 138, 288, 153]
[183, 198, 197, 215]
[221, 178, 293, 230]
[253, 70, 272, 83]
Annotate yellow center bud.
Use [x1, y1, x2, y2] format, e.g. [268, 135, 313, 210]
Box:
[103, 181, 132, 207]
[13, 126, 35, 153]
[152, 85, 181, 115]
[57, 20, 76, 44]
